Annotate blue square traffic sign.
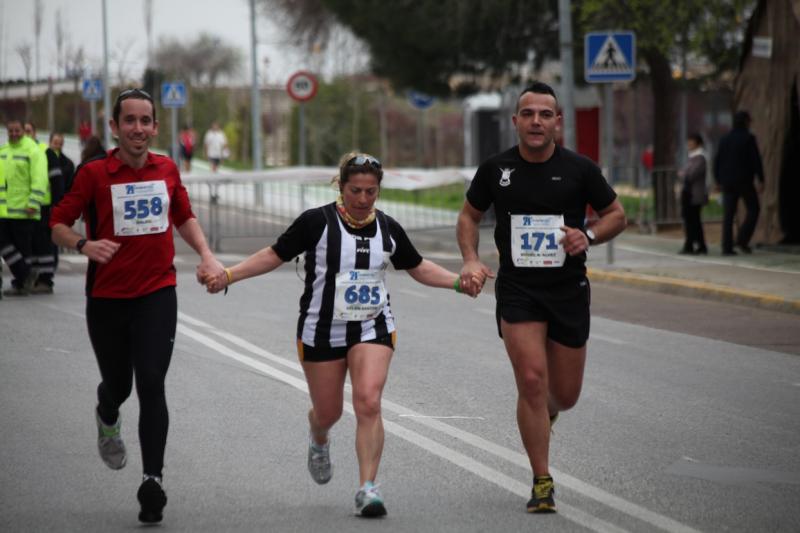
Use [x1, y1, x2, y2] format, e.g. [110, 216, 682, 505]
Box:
[161, 81, 187, 108]
[585, 31, 636, 83]
[82, 79, 103, 101]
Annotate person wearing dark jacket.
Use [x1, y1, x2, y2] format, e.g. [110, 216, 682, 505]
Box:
[679, 133, 708, 254]
[714, 110, 764, 255]
[31, 132, 75, 293]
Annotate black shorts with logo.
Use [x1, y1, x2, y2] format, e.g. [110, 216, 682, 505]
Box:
[495, 274, 591, 348]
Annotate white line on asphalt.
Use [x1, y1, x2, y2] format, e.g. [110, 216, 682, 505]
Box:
[398, 414, 486, 420]
[590, 333, 628, 345]
[178, 312, 700, 533]
[176, 320, 628, 533]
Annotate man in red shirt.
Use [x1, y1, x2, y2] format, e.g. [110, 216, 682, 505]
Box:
[51, 88, 224, 524]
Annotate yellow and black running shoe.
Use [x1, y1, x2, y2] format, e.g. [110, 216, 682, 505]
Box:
[527, 475, 556, 513]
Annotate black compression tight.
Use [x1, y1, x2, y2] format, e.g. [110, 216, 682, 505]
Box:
[86, 286, 177, 477]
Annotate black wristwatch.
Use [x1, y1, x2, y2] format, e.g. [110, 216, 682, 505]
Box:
[582, 228, 596, 245]
[76, 238, 88, 253]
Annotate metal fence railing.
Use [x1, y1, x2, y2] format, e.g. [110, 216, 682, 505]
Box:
[183, 175, 467, 252]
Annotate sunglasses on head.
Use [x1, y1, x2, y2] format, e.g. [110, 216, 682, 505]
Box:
[346, 154, 382, 169]
[115, 88, 152, 105]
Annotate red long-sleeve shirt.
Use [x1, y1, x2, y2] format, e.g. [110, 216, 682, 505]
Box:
[51, 149, 195, 298]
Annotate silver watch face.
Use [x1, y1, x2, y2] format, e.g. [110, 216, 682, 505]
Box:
[586, 229, 596, 242]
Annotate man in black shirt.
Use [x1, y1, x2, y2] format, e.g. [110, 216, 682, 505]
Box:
[457, 82, 626, 513]
[714, 110, 764, 255]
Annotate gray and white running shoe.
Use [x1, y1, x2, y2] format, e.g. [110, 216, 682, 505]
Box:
[307, 434, 332, 484]
[96, 410, 127, 470]
[355, 481, 386, 517]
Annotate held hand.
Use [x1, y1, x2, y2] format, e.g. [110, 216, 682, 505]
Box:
[559, 226, 590, 256]
[82, 239, 121, 264]
[196, 254, 225, 285]
[460, 260, 494, 296]
[200, 266, 230, 294]
[204, 270, 229, 293]
[459, 273, 485, 298]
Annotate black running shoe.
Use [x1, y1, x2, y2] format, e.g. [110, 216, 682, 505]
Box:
[527, 475, 556, 513]
[137, 476, 167, 523]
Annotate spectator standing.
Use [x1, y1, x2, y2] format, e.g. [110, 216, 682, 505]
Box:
[678, 133, 708, 255]
[203, 122, 227, 172]
[714, 110, 764, 255]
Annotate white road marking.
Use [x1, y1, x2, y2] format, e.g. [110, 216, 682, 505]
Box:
[398, 414, 486, 420]
[590, 333, 628, 345]
[177, 320, 628, 533]
[178, 311, 701, 533]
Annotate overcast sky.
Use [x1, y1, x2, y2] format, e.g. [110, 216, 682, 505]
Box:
[0, 0, 319, 86]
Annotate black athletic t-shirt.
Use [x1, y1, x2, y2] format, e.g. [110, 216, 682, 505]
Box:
[272, 203, 423, 270]
[466, 145, 617, 285]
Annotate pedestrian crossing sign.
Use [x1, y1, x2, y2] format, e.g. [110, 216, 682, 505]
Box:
[161, 81, 187, 108]
[82, 79, 103, 101]
[585, 31, 636, 83]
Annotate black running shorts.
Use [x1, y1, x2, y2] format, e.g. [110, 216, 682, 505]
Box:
[495, 275, 591, 348]
[297, 332, 396, 363]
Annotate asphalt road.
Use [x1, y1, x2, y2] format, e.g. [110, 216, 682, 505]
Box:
[2, 261, 799, 532]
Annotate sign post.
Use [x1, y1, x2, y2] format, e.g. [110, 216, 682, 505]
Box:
[286, 71, 318, 166]
[82, 78, 103, 135]
[585, 30, 636, 264]
[408, 91, 435, 167]
[161, 81, 187, 165]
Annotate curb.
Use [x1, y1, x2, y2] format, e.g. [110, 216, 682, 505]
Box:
[587, 268, 800, 315]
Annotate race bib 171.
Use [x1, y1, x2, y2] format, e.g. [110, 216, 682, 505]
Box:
[510, 214, 566, 267]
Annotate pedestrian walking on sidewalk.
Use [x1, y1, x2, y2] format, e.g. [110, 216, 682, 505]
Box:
[678, 132, 708, 255]
[50, 88, 225, 525]
[457, 81, 626, 514]
[714, 110, 764, 255]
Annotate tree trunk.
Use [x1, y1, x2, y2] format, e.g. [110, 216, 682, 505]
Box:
[643, 48, 679, 222]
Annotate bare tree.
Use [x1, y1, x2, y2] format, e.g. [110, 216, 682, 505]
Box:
[112, 38, 137, 86]
[154, 33, 242, 88]
[34, 0, 42, 79]
[55, 8, 65, 76]
[143, 0, 153, 67]
[259, 0, 335, 54]
[64, 44, 86, 131]
[16, 43, 33, 117]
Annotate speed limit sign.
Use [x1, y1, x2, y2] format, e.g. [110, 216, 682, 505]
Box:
[286, 71, 318, 102]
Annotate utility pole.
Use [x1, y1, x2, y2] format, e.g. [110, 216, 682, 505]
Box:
[101, 0, 112, 148]
[558, 0, 576, 150]
[250, 0, 263, 170]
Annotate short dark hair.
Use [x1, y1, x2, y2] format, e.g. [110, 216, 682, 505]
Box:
[112, 88, 156, 123]
[517, 81, 558, 111]
[49, 131, 64, 142]
[733, 110, 750, 128]
[688, 132, 703, 146]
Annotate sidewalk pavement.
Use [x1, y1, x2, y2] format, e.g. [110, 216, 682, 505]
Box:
[410, 227, 800, 315]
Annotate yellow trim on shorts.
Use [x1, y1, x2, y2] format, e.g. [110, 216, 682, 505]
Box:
[297, 339, 304, 362]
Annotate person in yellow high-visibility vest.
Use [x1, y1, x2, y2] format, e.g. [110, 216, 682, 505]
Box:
[0, 119, 48, 296]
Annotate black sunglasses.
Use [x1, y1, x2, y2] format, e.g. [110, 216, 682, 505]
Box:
[346, 154, 382, 169]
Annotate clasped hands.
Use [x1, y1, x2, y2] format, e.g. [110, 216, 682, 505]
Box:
[196, 256, 228, 294]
